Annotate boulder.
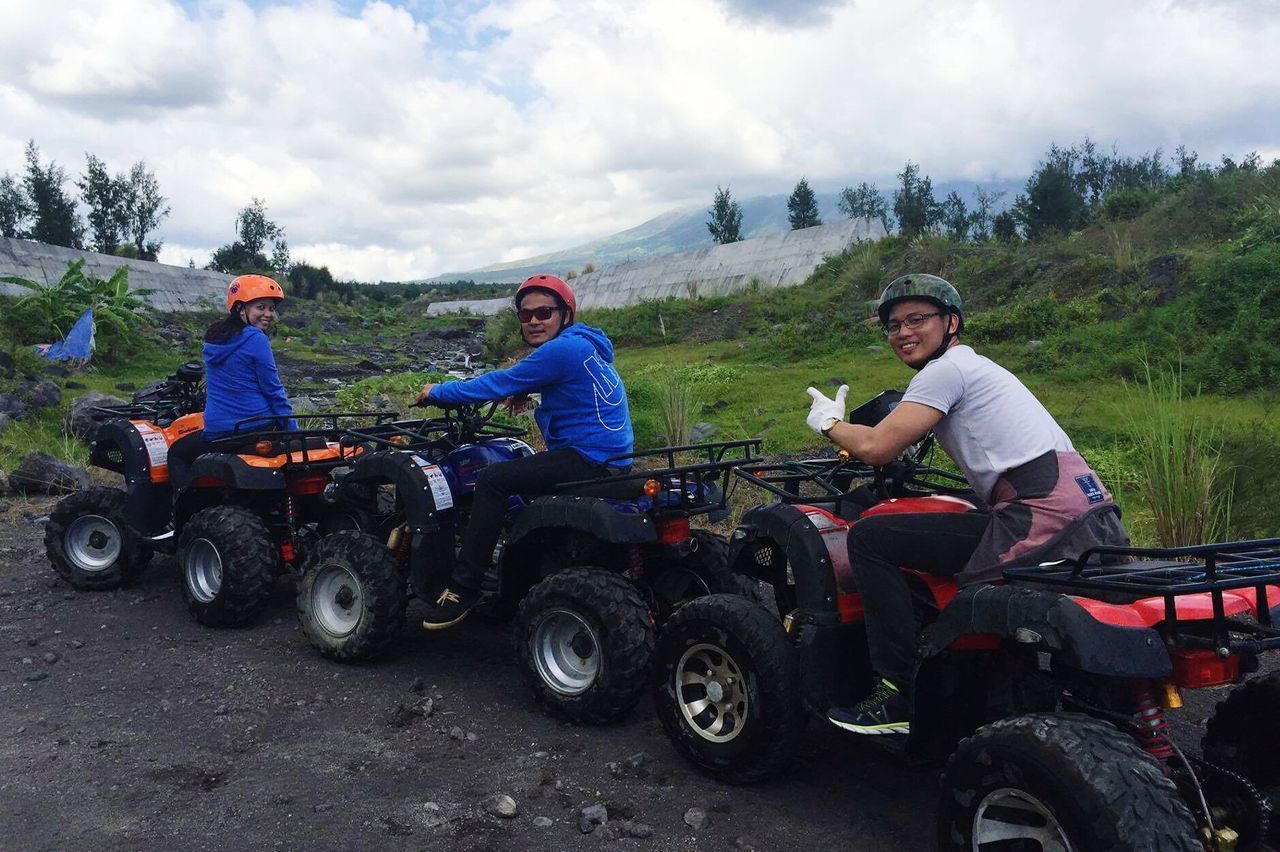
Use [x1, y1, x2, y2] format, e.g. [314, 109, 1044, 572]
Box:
[21, 380, 61, 410]
[8, 452, 90, 495]
[66, 391, 128, 441]
[0, 393, 24, 420]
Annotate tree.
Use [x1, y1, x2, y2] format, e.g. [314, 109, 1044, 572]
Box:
[892, 161, 941, 237]
[208, 197, 289, 275]
[836, 182, 893, 232]
[0, 173, 31, 239]
[940, 191, 970, 241]
[969, 187, 1006, 243]
[78, 154, 131, 254]
[126, 161, 169, 260]
[992, 210, 1018, 243]
[22, 141, 82, 248]
[787, 178, 822, 230]
[706, 185, 743, 244]
[1012, 145, 1089, 239]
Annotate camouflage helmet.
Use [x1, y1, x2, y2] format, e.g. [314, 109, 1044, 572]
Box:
[876, 274, 963, 324]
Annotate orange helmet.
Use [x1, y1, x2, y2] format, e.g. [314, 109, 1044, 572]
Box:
[226, 274, 285, 312]
[516, 274, 576, 321]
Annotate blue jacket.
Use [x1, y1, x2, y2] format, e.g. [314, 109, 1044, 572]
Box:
[202, 326, 296, 437]
[429, 324, 633, 466]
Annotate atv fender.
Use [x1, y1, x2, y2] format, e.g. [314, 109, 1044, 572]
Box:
[507, 495, 657, 548]
[91, 419, 174, 535]
[342, 450, 455, 531]
[920, 584, 1172, 678]
[727, 503, 844, 627]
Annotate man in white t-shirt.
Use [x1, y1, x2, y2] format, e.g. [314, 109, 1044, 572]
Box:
[804, 274, 1129, 735]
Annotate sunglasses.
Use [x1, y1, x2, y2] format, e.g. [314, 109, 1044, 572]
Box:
[517, 306, 559, 323]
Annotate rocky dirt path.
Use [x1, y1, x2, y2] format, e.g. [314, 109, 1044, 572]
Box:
[0, 501, 938, 852]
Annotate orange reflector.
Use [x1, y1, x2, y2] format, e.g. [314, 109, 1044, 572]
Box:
[838, 450, 851, 461]
[1170, 648, 1239, 688]
[255, 440, 275, 455]
[643, 479, 661, 497]
[390, 435, 409, 446]
[656, 516, 691, 545]
[290, 475, 329, 496]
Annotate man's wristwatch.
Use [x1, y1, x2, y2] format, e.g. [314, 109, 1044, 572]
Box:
[820, 416, 840, 435]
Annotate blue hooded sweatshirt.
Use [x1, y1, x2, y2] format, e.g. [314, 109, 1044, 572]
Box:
[429, 324, 633, 466]
[203, 326, 296, 437]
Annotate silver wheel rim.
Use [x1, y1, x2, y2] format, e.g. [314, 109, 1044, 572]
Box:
[64, 514, 122, 573]
[310, 563, 362, 637]
[675, 642, 749, 744]
[184, 538, 223, 604]
[972, 787, 1072, 851]
[530, 609, 600, 696]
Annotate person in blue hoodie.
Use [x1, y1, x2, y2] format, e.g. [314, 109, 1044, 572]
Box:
[167, 275, 296, 489]
[417, 274, 634, 630]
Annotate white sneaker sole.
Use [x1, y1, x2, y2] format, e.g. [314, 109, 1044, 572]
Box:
[827, 717, 909, 736]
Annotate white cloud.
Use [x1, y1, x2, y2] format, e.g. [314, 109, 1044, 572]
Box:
[3, 0, 1279, 280]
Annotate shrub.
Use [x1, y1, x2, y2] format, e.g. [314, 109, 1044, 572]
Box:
[0, 259, 153, 355]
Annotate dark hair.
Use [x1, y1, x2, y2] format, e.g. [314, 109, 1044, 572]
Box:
[204, 310, 247, 344]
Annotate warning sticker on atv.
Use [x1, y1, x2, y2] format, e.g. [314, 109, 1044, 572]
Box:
[1074, 474, 1104, 504]
[133, 421, 170, 468]
[410, 455, 454, 510]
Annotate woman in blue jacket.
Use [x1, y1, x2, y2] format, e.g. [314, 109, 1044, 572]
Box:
[417, 274, 634, 630]
[167, 275, 295, 488]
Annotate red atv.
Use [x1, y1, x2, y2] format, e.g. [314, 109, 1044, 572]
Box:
[653, 392, 1279, 852]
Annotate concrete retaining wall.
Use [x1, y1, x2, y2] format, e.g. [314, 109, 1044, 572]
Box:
[425, 217, 883, 317]
[0, 237, 231, 312]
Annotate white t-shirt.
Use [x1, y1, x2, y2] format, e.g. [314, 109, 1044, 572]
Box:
[901, 344, 1074, 503]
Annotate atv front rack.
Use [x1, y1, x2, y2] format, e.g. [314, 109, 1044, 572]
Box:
[337, 406, 527, 453]
[732, 456, 971, 504]
[557, 438, 764, 518]
[1005, 539, 1280, 654]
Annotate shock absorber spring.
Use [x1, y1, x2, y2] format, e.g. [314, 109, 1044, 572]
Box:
[625, 544, 645, 581]
[1132, 681, 1175, 761]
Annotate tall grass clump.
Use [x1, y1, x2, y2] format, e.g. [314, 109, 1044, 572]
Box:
[656, 374, 695, 446]
[1124, 362, 1232, 546]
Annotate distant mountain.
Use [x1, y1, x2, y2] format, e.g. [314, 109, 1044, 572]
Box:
[425, 180, 1022, 285]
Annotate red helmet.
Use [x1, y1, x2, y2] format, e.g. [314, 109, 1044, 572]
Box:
[226, 274, 285, 312]
[516, 274, 576, 321]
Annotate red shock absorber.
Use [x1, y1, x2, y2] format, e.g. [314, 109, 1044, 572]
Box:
[625, 544, 645, 581]
[280, 494, 298, 564]
[1132, 681, 1175, 761]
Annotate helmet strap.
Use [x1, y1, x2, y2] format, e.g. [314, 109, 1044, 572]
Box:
[920, 311, 959, 369]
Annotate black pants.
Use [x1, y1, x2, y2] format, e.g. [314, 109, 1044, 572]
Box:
[454, 448, 615, 591]
[846, 511, 991, 696]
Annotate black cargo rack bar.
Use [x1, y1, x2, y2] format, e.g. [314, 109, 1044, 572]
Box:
[208, 412, 402, 469]
[557, 439, 764, 516]
[1005, 539, 1280, 654]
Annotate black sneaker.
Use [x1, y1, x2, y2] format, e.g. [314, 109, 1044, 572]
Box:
[827, 679, 910, 735]
[420, 586, 480, 631]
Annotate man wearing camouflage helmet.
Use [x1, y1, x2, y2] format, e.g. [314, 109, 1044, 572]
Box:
[804, 273, 1129, 735]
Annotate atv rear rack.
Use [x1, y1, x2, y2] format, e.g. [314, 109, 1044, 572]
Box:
[211, 412, 402, 469]
[732, 456, 970, 504]
[557, 439, 764, 518]
[1005, 539, 1280, 654]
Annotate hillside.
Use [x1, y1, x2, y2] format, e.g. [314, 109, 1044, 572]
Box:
[426, 180, 1021, 284]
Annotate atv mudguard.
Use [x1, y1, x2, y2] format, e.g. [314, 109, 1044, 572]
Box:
[90, 419, 174, 535]
[340, 450, 458, 597]
[507, 495, 658, 549]
[727, 503, 843, 625]
[920, 584, 1172, 678]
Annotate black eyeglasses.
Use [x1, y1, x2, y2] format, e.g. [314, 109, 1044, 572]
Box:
[517, 306, 558, 323]
[882, 312, 942, 336]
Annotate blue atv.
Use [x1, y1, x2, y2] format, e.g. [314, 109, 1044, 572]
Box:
[297, 402, 761, 724]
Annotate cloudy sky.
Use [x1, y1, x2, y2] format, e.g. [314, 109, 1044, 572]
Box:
[1, 0, 1277, 281]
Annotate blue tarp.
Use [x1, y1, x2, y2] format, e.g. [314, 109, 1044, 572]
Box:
[38, 309, 96, 361]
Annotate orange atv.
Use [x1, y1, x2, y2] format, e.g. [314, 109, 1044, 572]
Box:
[45, 361, 206, 590]
[170, 413, 393, 627]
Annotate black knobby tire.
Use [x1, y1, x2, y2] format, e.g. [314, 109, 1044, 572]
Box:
[647, 531, 764, 623]
[1203, 671, 1280, 787]
[939, 713, 1201, 852]
[178, 505, 276, 627]
[515, 568, 655, 725]
[652, 593, 803, 784]
[297, 531, 407, 663]
[45, 487, 150, 590]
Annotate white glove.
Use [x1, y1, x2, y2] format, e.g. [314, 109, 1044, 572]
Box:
[805, 385, 848, 436]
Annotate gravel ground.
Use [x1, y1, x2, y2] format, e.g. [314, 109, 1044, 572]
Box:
[0, 496, 1252, 852]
